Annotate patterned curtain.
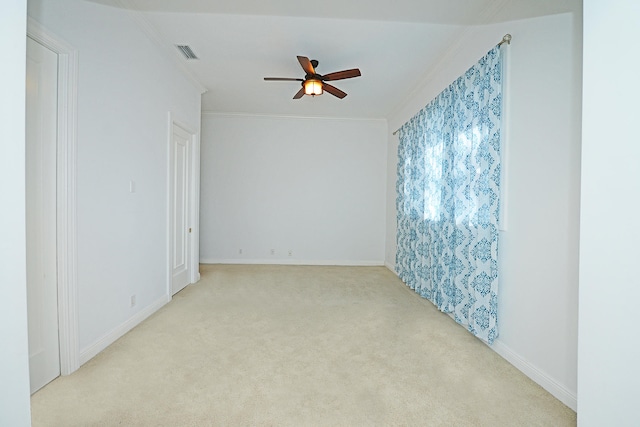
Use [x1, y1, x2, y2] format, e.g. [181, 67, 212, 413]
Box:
[396, 46, 503, 344]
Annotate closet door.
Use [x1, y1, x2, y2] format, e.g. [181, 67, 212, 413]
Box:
[26, 36, 60, 393]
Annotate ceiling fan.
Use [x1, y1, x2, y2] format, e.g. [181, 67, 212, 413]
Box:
[264, 56, 361, 99]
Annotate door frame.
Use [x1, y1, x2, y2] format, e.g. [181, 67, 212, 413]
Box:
[27, 18, 80, 375]
[167, 113, 201, 297]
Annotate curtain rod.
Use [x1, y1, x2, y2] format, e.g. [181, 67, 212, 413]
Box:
[392, 33, 512, 136]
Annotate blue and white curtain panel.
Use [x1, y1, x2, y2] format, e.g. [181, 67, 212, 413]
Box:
[396, 45, 503, 344]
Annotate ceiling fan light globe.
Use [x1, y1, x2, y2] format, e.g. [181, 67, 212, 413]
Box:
[304, 79, 323, 96]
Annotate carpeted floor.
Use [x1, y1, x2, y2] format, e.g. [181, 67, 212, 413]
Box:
[31, 264, 576, 426]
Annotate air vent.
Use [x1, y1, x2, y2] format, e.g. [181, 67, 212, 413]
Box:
[175, 45, 198, 60]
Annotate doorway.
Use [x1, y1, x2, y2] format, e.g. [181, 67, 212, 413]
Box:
[26, 20, 80, 390]
[169, 120, 196, 295]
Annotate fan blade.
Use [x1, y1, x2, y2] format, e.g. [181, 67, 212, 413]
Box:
[321, 68, 361, 81]
[297, 56, 315, 75]
[323, 83, 347, 99]
[293, 87, 305, 99]
[264, 77, 304, 81]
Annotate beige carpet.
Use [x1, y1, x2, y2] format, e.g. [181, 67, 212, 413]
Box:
[31, 264, 576, 426]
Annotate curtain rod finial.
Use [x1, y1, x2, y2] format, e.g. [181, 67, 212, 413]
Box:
[502, 34, 512, 45]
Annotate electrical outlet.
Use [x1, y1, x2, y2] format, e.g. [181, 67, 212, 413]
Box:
[130, 295, 136, 307]
[270, 249, 275, 255]
[288, 250, 293, 257]
[239, 248, 243, 255]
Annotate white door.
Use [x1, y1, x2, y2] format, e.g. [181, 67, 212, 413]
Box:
[170, 124, 191, 295]
[26, 36, 60, 393]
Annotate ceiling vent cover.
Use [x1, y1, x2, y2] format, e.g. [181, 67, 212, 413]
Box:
[176, 45, 198, 60]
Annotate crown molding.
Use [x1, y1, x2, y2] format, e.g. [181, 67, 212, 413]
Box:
[202, 111, 387, 123]
[386, 0, 511, 121]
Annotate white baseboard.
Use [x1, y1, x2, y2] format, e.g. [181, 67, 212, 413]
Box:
[79, 294, 170, 365]
[384, 261, 395, 272]
[490, 339, 577, 411]
[190, 271, 201, 284]
[384, 265, 576, 411]
[199, 258, 385, 266]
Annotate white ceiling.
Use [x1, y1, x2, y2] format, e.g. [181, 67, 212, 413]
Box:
[90, 0, 579, 119]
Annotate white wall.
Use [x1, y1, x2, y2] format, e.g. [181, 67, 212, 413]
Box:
[386, 12, 581, 410]
[0, 1, 33, 424]
[578, 1, 640, 425]
[27, 0, 202, 356]
[200, 114, 387, 265]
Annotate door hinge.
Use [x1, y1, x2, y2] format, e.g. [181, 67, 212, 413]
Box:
[188, 227, 192, 233]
